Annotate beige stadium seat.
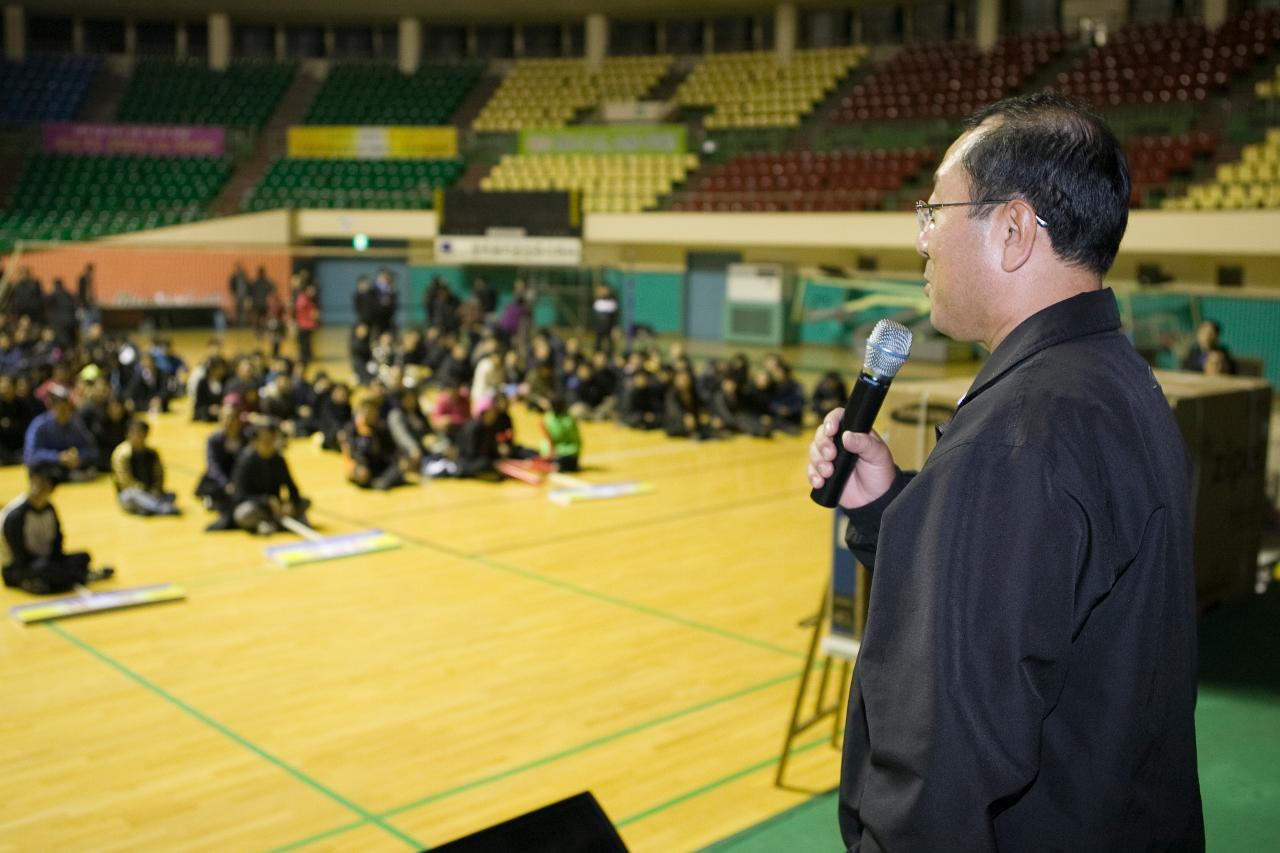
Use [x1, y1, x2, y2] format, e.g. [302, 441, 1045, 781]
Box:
[473, 56, 673, 132]
[481, 151, 698, 212]
[675, 47, 866, 129]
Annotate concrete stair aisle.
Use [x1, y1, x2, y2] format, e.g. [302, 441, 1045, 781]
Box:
[647, 58, 693, 102]
[449, 65, 503, 130]
[211, 60, 326, 216]
[792, 49, 895, 151]
[457, 160, 493, 190]
[0, 126, 38, 207]
[77, 55, 132, 123]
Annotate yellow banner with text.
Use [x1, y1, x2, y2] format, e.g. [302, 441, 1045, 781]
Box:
[286, 126, 458, 159]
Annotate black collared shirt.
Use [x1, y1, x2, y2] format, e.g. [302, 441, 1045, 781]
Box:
[841, 289, 1203, 852]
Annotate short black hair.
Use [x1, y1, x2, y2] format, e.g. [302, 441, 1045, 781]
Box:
[961, 93, 1130, 276]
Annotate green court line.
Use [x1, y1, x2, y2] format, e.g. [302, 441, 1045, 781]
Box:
[263, 667, 815, 852]
[171, 447, 807, 662]
[379, 667, 807, 819]
[310, 500, 805, 661]
[46, 622, 424, 852]
[615, 735, 833, 828]
[470, 554, 803, 659]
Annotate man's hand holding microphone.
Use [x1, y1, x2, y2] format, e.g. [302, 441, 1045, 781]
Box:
[806, 320, 913, 510]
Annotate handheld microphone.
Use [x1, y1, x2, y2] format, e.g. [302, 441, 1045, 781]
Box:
[810, 319, 913, 508]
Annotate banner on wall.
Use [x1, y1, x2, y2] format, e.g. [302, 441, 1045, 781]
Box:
[434, 235, 582, 267]
[519, 124, 686, 156]
[287, 126, 458, 159]
[42, 123, 226, 157]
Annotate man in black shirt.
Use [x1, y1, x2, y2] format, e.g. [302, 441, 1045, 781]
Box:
[0, 374, 30, 464]
[807, 94, 1202, 851]
[230, 421, 309, 535]
[46, 277, 79, 348]
[229, 263, 250, 327]
[2, 466, 113, 594]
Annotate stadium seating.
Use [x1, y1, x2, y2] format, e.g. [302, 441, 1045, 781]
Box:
[243, 158, 465, 210]
[671, 148, 931, 212]
[1054, 10, 1280, 107]
[480, 152, 697, 213]
[1125, 132, 1217, 208]
[835, 33, 1066, 122]
[305, 63, 482, 125]
[472, 56, 671, 132]
[678, 47, 866, 129]
[0, 153, 229, 243]
[1254, 60, 1280, 99]
[115, 59, 295, 129]
[0, 54, 100, 123]
[1164, 128, 1280, 209]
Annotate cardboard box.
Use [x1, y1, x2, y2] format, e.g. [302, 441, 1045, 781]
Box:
[873, 371, 1273, 610]
[1157, 371, 1272, 609]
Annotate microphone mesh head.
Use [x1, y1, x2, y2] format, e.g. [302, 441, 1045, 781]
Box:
[863, 319, 913, 380]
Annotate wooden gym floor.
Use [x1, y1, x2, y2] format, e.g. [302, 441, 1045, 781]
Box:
[0, 328, 899, 853]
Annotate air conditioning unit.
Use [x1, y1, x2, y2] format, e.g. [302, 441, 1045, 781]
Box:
[724, 263, 796, 346]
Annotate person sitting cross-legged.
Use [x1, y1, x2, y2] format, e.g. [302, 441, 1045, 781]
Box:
[196, 404, 249, 530]
[346, 396, 410, 490]
[23, 385, 100, 482]
[111, 419, 179, 516]
[229, 419, 310, 535]
[2, 465, 114, 594]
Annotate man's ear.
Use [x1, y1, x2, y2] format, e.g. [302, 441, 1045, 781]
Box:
[996, 199, 1039, 273]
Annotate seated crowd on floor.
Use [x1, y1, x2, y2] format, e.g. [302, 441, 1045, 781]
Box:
[0, 265, 851, 593]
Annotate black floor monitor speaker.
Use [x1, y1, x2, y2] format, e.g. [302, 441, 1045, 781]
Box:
[429, 791, 629, 853]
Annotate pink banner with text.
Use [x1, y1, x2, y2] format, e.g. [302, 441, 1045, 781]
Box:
[41, 123, 226, 157]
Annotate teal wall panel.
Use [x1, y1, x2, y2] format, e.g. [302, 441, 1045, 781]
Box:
[1200, 296, 1280, 388]
[605, 268, 684, 333]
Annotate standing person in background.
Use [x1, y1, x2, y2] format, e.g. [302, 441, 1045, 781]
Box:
[76, 263, 98, 332]
[372, 269, 399, 337]
[294, 283, 319, 372]
[592, 283, 619, 355]
[9, 268, 44, 325]
[229, 263, 251, 328]
[46, 278, 79, 349]
[472, 277, 498, 323]
[250, 265, 275, 339]
[353, 275, 376, 331]
[806, 93, 1202, 851]
[513, 279, 535, 357]
[427, 277, 460, 334]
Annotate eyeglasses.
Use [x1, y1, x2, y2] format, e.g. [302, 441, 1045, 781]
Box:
[915, 199, 1050, 231]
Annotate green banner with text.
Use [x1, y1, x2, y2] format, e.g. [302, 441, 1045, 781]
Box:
[518, 125, 686, 156]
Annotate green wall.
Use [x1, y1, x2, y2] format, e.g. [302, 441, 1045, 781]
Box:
[604, 268, 685, 334]
[1200, 295, 1280, 388]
